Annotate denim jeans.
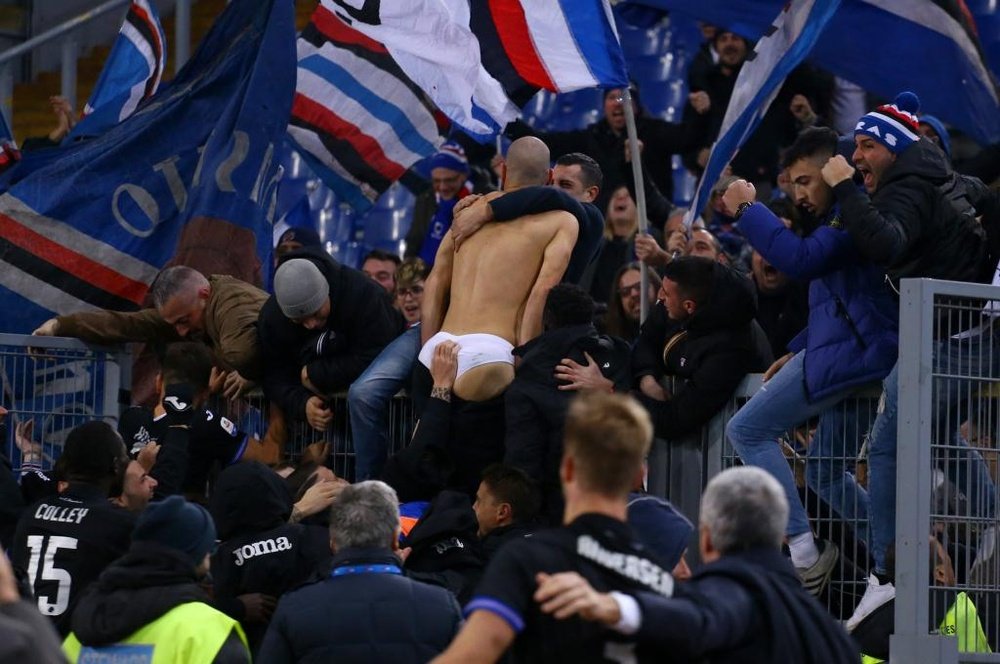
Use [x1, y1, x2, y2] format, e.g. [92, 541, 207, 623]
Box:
[347, 326, 420, 481]
[868, 331, 999, 574]
[727, 351, 871, 544]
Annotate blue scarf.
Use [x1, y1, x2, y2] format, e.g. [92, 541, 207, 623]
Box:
[419, 183, 471, 265]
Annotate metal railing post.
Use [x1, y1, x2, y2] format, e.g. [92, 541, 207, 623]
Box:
[60, 38, 78, 111]
[0, 65, 12, 138]
[891, 279, 959, 663]
[174, 0, 191, 74]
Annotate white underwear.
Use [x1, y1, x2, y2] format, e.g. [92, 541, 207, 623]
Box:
[418, 331, 515, 380]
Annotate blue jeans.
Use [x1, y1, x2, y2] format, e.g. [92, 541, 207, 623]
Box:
[347, 326, 420, 481]
[727, 351, 871, 544]
[868, 332, 999, 574]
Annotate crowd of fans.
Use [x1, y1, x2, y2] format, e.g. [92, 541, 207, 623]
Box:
[2, 18, 1000, 663]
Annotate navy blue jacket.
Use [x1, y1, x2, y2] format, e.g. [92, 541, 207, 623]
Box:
[740, 202, 898, 401]
[632, 547, 858, 663]
[258, 547, 461, 664]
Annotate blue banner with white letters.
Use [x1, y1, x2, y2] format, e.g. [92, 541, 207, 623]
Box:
[0, 0, 295, 333]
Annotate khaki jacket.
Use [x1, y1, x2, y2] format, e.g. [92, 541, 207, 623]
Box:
[56, 275, 268, 378]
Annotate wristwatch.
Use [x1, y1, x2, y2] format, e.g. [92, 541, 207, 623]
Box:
[735, 201, 753, 219]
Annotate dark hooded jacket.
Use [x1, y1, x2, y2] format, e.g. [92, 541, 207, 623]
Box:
[631, 547, 858, 663]
[833, 137, 989, 286]
[258, 246, 405, 420]
[209, 462, 331, 647]
[633, 262, 772, 439]
[504, 323, 631, 522]
[68, 542, 248, 663]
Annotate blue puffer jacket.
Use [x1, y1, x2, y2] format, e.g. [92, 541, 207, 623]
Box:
[740, 202, 898, 402]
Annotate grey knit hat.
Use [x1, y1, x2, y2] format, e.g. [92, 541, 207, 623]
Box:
[274, 259, 329, 319]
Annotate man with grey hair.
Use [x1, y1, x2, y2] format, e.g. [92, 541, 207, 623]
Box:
[533, 466, 858, 663]
[32, 265, 268, 399]
[258, 480, 461, 663]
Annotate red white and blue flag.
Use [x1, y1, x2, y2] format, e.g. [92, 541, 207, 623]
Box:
[288, 2, 448, 213]
[69, 0, 166, 140]
[333, 0, 629, 140]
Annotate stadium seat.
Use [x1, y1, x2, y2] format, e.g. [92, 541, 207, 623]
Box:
[619, 26, 663, 59]
[628, 53, 674, 84]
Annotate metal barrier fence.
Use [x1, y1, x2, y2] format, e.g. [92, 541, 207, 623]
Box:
[892, 279, 1000, 663]
[5, 278, 1000, 661]
[0, 333, 129, 473]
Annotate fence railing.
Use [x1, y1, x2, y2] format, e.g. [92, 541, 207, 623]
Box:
[3, 277, 999, 660]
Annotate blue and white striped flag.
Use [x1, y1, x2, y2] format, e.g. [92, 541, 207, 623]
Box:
[288, 1, 448, 213]
[69, 0, 166, 140]
[685, 0, 842, 226]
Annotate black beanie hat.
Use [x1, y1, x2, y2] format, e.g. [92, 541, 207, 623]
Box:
[133, 496, 217, 567]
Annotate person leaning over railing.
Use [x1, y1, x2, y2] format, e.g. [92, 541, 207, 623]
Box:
[631, 256, 773, 443]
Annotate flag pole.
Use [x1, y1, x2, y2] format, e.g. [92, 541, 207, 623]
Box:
[621, 86, 650, 323]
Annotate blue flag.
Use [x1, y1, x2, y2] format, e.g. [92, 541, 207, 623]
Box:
[625, 0, 1000, 145]
[70, 0, 167, 140]
[685, 0, 842, 226]
[0, 0, 295, 333]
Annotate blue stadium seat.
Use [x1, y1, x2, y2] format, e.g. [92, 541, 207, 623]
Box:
[373, 182, 415, 211]
[672, 158, 698, 208]
[361, 206, 410, 245]
[547, 109, 598, 132]
[640, 79, 685, 117]
[628, 54, 674, 84]
[619, 26, 663, 59]
[331, 241, 365, 269]
[522, 90, 557, 127]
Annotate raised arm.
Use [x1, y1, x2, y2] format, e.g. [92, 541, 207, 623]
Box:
[518, 215, 579, 345]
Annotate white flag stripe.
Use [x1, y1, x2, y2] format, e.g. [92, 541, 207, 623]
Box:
[287, 125, 378, 203]
[0, 194, 160, 284]
[523, 4, 599, 90]
[300, 41, 442, 155]
[0, 262, 98, 316]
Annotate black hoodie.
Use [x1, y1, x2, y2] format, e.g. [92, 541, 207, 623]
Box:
[209, 462, 331, 646]
[505, 323, 631, 522]
[633, 262, 772, 439]
[258, 246, 405, 420]
[833, 137, 989, 286]
[69, 542, 248, 663]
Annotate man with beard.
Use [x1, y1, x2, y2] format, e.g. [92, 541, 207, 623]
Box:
[722, 126, 900, 597]
[685, 31, 830, 190]
[818, 93, 996, 631]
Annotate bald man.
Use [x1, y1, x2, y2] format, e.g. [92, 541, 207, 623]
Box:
[420, 137, 579, 402]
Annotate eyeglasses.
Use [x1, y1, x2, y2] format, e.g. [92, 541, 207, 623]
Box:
[617, 283, 643, 298]
[396, 285, 424, 298]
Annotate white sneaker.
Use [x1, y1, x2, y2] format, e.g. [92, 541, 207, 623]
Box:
[845, 573, 895, 633]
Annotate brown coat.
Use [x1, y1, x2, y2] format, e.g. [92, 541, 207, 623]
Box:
[55, 275, 268, 379]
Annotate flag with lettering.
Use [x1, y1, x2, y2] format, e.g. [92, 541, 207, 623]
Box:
[70, 0, 167, 139]
[0, 0, 295, 333]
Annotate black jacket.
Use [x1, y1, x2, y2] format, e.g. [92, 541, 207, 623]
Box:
[69, 543, 248, 662]
[505, 323, 631, 522]
[258, 247, 405, 419]
[507, 116, 696, 211]
[258, 547, 462, 664]
[489, 186, 605, 285]
[833, 137, 989, 286]
[632, 547, 858, 663]
[209, 463, 331, 647]
[633, 263, 772, 440]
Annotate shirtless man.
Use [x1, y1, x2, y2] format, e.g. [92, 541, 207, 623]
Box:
[419, 137, 579, 402]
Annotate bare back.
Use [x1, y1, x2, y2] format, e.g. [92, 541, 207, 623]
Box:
[441, 209, 577, 344]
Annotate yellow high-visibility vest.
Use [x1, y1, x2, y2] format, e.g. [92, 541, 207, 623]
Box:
[861, 592, 992, 663]
[63, 601, 249, 664]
